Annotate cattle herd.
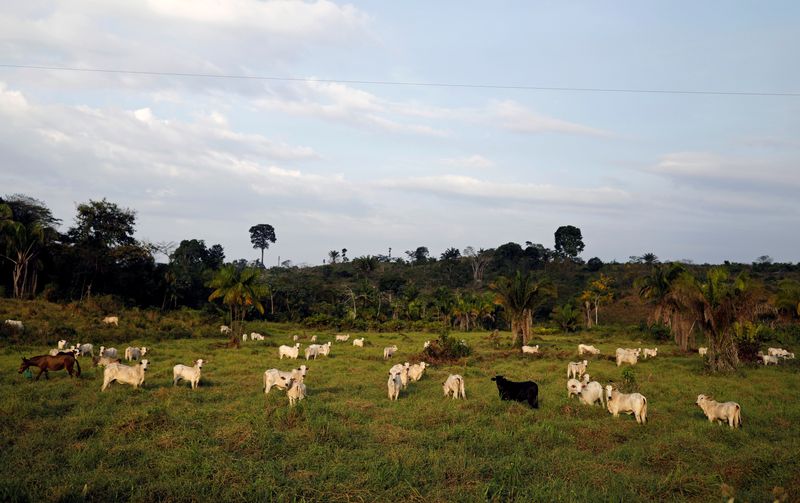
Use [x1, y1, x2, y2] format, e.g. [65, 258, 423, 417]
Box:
[7, 317, 797, 428]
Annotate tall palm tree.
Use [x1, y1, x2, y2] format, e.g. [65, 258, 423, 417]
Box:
[0, 203, 54, 299]
[670, 268, 760, 372]
[208, 265, 267, 347]
[491, 271, 556, 346]
[636, 263, 689, 349]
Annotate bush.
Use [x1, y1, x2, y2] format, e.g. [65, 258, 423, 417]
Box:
[422, 328, 472, 362]
[638, 321, 672, 342]
[732, 321, 768, 363]
[620, 367, 638, 393]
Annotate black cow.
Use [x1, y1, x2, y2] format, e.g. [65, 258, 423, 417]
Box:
[491, 375, 539, 408]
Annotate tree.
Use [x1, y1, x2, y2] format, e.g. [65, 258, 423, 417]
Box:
[580, 273, 614, 327]
[669, 268, 762, 372]
[491, 271, 556, 346]
[168, 239, 221, 308]
[463, 246, 491, 285]
[775, 279, 800, 319]
[554, 225, 585, 260]
[405, 246, 429, 265]
[440, 247, 461, 261]
[551, 303, 581, 333]
[586, 257, 604, 272]
[0, 196, 59, 298]
[327, 250, 340, 264]
[636, 263, 690, 349]
[249, 224, 276, 266]
[341, 248, 348, 263]
[208, 265, 267, 347]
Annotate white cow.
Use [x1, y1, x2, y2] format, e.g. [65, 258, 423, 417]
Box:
[642, 348, 658, 359]
[317, 342, 331, 357]
[102, 316, 119, 326]
[423, 340, 431, 350]
[310, 335, 317, 343]
[75, 343, 94, 357]
[250, 332, 264, 341]
[279, 344, 301, 359]
[616, 349, 638, 367]
[408, 362, 428, 382]
[173, 359, 204, 389]
[305, 344, 321, 360]
[57, 340, 69, 350]
[577, 374, 605, 407]
[124, 346, 147, 361]
[353, 338, 365, 347]
[220, 325, 231, 334]
[442, 374, 466, 399]
[521, 345, 540, 355]
[293, 335, 299, 342]
[335, 334, 350, 342]
[242, 334, 248, 342]
[605, 385, 648, 424]
[263, 365, 307, 394]
[698, 347, 708, 356]
[695, 394, 742, 429]
[99, 346, 118, 359]
[101, 360, 148, 391]
[760, 353, 780, 366]
[383, 345, 398, 359]
[286, 378, 307, 407]
[567, 360, 588, 379]
[387, 372, 402, 400]
[4, 319, 24, 330]
[389, 362, 411, 388]
[578, 344, 601, 356]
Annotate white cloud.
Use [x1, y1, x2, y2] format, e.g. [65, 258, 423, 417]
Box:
[488, 100, 611, 137]
[441, 154, 495, 170]
[651, 152, 800, 191]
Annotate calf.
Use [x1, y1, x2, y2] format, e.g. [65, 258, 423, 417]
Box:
[695, 394, 742, 429]
[335, 334, 350, 342]
[279, 344, 301, 359]
[286, 378, 307, 407]
[102, 316, 119, 326]
[383, 345, 398, 359]
[407, 362, 428, 382]
[263, 365, 308, 394]
[521, 345, 539, 355]
[567, 360, 588, 379]
[353, 338, 365, 347]
[442, 374, 466, 399]
[491, 375, 538, 409]
[578, 344, 601, 356]
[642, 348, 658, 359]
[698, 347, 708, 356]
[387, 371, 402, 400]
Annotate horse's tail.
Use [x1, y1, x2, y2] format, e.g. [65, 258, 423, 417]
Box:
[74, 355, 82, 377]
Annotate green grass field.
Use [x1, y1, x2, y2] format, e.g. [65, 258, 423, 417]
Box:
[1, 323, 799, 502]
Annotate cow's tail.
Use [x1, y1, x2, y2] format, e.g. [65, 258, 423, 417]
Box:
[735, 404, 742, 428]
[74, 355, 82, 377]
[459, 376, 466, 399]
[640, 396, 648, 424]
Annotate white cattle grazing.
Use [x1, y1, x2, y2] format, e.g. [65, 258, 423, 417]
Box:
[335, 334, 350, 342]
[577, 374, 605, 407]
[383, 345, 398, 359]
[408, 362, 429, 382]
[442, 374, 466, 399]
[317, 342, 332, 357]
[264, 366, 307, 394]
[242, 334, 248, 342]
[293, 335, 299, 342]
[99, 346, 118, 359]
[389, 362, 411, 388]
[567, 360, 588, 379]
[695, 394, 742, 429]
[102, 316, 119, 326]
[173, 359, 204, 389]
[279, 344, 301, 359]
[305, 344, 320, 360]
[768, 347, 794, 359]
[220, 325, 231, 334]
[642, 348, 658, 359]
[286, 378, 307, 407]
[310, 335, 317, 342]
[423, 340, 431, 350]
[698, 347, 708, 356]
[567, 378, 583, 399]
[605, 385, 648, 424]
[76, 343, 94, 357]
[760, 353, 780, 366]
[125, 346, 147, 361]
[250, 332, 264, 341]
[353, 338, 365, 347]
[101, 360, 148, 391]
[616, 349, 638, 367]
[57, 340, 69, 350]
[578, 344, 601, 356]
[387, 372, 402, 400]
[4, 319, 24, 330]
[521, 345, 540, 355]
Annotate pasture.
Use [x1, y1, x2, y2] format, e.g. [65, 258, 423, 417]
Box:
[1, 325, 799, 502]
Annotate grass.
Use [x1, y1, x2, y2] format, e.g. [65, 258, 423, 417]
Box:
[1, 303, 799, 502]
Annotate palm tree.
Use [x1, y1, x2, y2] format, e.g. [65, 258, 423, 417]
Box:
[551, 303, 580, 333]
[491, 271, 556, 346]
[327, 250, 340, 264]
[669, 268, 761, 372]
[208, 265, 267, 347]
[0, 203, 55, 299]
[636, 263, 690, 349]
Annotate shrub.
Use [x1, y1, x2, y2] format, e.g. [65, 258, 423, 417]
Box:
[732, 321, 768, 363]
[620, 367, 638, 393]
[639, 321, 671, 342]
[423, 328, 472, 362]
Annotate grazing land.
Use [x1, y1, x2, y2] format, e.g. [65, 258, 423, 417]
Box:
[1, 316, 799, 502]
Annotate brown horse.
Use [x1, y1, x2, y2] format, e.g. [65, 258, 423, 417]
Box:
[18, 353, 81, 380]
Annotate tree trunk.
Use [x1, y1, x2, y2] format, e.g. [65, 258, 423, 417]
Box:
[706, 328, 739, 372]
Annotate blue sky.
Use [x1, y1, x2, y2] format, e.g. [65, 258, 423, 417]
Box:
[1, 1, 798, 265]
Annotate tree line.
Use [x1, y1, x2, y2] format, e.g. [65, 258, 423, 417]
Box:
[2, 194, 799, 371]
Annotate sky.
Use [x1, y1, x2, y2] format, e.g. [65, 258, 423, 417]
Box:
[1, 1, 799, 265]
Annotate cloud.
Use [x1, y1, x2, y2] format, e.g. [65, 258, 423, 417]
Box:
[374, 175, 631, 209]
[440, 155, 495, 170]
[650, 152, 800, 192]
[487, 100, 611, 137]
